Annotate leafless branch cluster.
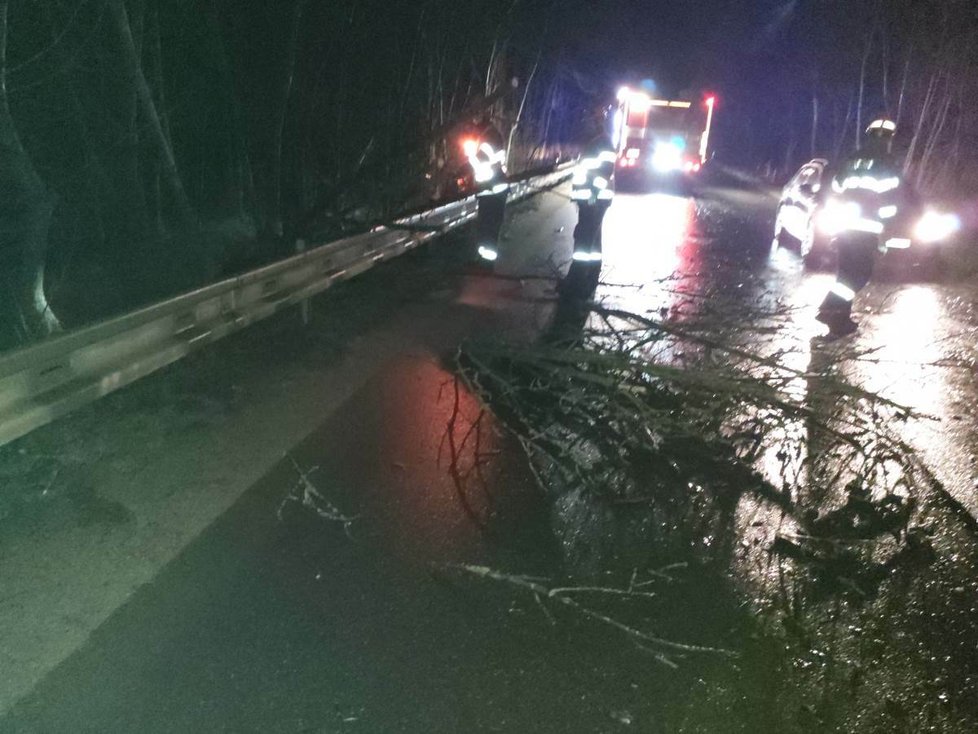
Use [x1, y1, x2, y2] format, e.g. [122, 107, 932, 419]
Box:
[769, 0, 978, 194]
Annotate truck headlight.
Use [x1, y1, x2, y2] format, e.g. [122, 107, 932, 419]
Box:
[651, 142, 683, 173]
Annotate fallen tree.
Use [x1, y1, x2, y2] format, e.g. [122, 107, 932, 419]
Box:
[444, 291, 978, 730]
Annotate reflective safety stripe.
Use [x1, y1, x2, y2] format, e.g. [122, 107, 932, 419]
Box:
[572, 251, 602, 262]
[593, 176, 609, 190]
[868, 119, 896, 132]
[581, 158, 601, 170]
[596, 189, 614, 200]
[878, 205, 898, 219]
[830, 282, 856, 301]
[491, 182, 510, 194]
[884, 237, 912, 249]
[838, 175, 900, 194]
[477, 245, 498, 261]
[570, 189, 592, 200]
[469, 141, 505, 182]
[597, 150, 618, 164]
[479, 142, 504, 164]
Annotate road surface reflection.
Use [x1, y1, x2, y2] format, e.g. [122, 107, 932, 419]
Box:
[533, 184, 978, 731]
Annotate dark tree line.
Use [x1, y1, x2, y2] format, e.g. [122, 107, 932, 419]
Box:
[0, 0, 591, 347]
[7, 0, 973, 349]
[727, 0, 978, 192]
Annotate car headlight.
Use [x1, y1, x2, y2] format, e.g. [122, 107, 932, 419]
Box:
[914, 210, 960, 244]
[818, 199, 885, 235]
[818, 200, 862, 235]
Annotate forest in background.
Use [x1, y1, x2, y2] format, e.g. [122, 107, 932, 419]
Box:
[1, 0, 977, 348]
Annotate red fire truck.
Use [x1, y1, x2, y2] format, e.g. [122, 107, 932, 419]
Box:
[613, 87, 716, 186]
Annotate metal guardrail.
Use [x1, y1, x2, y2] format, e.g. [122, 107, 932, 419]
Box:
[0, 168, 570, 448]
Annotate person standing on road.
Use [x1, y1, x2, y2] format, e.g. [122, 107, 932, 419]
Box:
[463, 114, 509, 264]
[569, 108, 616, 264]
[816, 117, 916, 336]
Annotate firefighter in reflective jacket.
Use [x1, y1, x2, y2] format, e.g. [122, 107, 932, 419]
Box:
[462, 116, 509, 262]
[570, 123, 616, 263]
[817, 117, 914, 336]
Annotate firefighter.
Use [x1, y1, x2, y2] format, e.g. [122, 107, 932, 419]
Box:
[569, 109, 617, 263]
[462, 114, 509, 263]
[816, 117, 911, 336]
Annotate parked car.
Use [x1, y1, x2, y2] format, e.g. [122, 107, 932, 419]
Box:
[773, 158, 831, 269]
[774, 159, 954, 275]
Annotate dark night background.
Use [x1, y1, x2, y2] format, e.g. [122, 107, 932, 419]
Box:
[1, 0, 975, 346]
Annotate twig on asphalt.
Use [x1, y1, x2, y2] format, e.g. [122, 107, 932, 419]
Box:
[441, 563, 736, 666]
[278, 454, 359, 538]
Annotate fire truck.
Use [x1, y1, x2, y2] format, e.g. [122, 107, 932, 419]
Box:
[613, 87, 716, 186]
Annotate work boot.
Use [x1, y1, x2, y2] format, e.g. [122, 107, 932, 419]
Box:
[829, 317, 858, 337]
[815, 309, 838, 328]
[816, 309, 858, 338]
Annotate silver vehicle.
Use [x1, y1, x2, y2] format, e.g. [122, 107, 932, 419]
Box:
[773, 158, 830, 268]
[774, 158, 957, 272]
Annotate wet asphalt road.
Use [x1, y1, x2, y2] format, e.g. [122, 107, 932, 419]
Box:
[4, 178, 978, 732]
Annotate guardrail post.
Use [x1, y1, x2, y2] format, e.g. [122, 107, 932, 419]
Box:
[295, 238, 310, 325]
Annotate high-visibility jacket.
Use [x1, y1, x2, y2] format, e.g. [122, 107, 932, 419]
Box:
[828, 153, 919, 244]
[830, 154, 903, 199]
[571, 134, 616, 205]
[463, 123, 508, 197]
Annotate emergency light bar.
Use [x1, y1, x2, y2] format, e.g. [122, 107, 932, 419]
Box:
[649, 99, 691, 108]
[618, 87, 694, 108]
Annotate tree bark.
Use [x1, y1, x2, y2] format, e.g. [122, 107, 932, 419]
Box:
[0, 2, 61, 342]
[273, 0, 306, 242]
[856, 28, 873, 147]
[107, 0, 193, 225]
[204, 1, 256, 221]
[810, 91, 819, 158]
[506, 55, 537, 170]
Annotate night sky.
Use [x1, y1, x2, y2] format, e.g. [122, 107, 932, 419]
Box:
[500, 0, 807, 164]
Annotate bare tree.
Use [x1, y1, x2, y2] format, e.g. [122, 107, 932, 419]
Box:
[0, 2, 61, 339]
[106, 0, 193, 225]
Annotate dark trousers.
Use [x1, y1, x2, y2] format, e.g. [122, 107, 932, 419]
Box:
[573, 202, 609, 255]
[819, 234, 877, 318]
[476, 193, 507, 248]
